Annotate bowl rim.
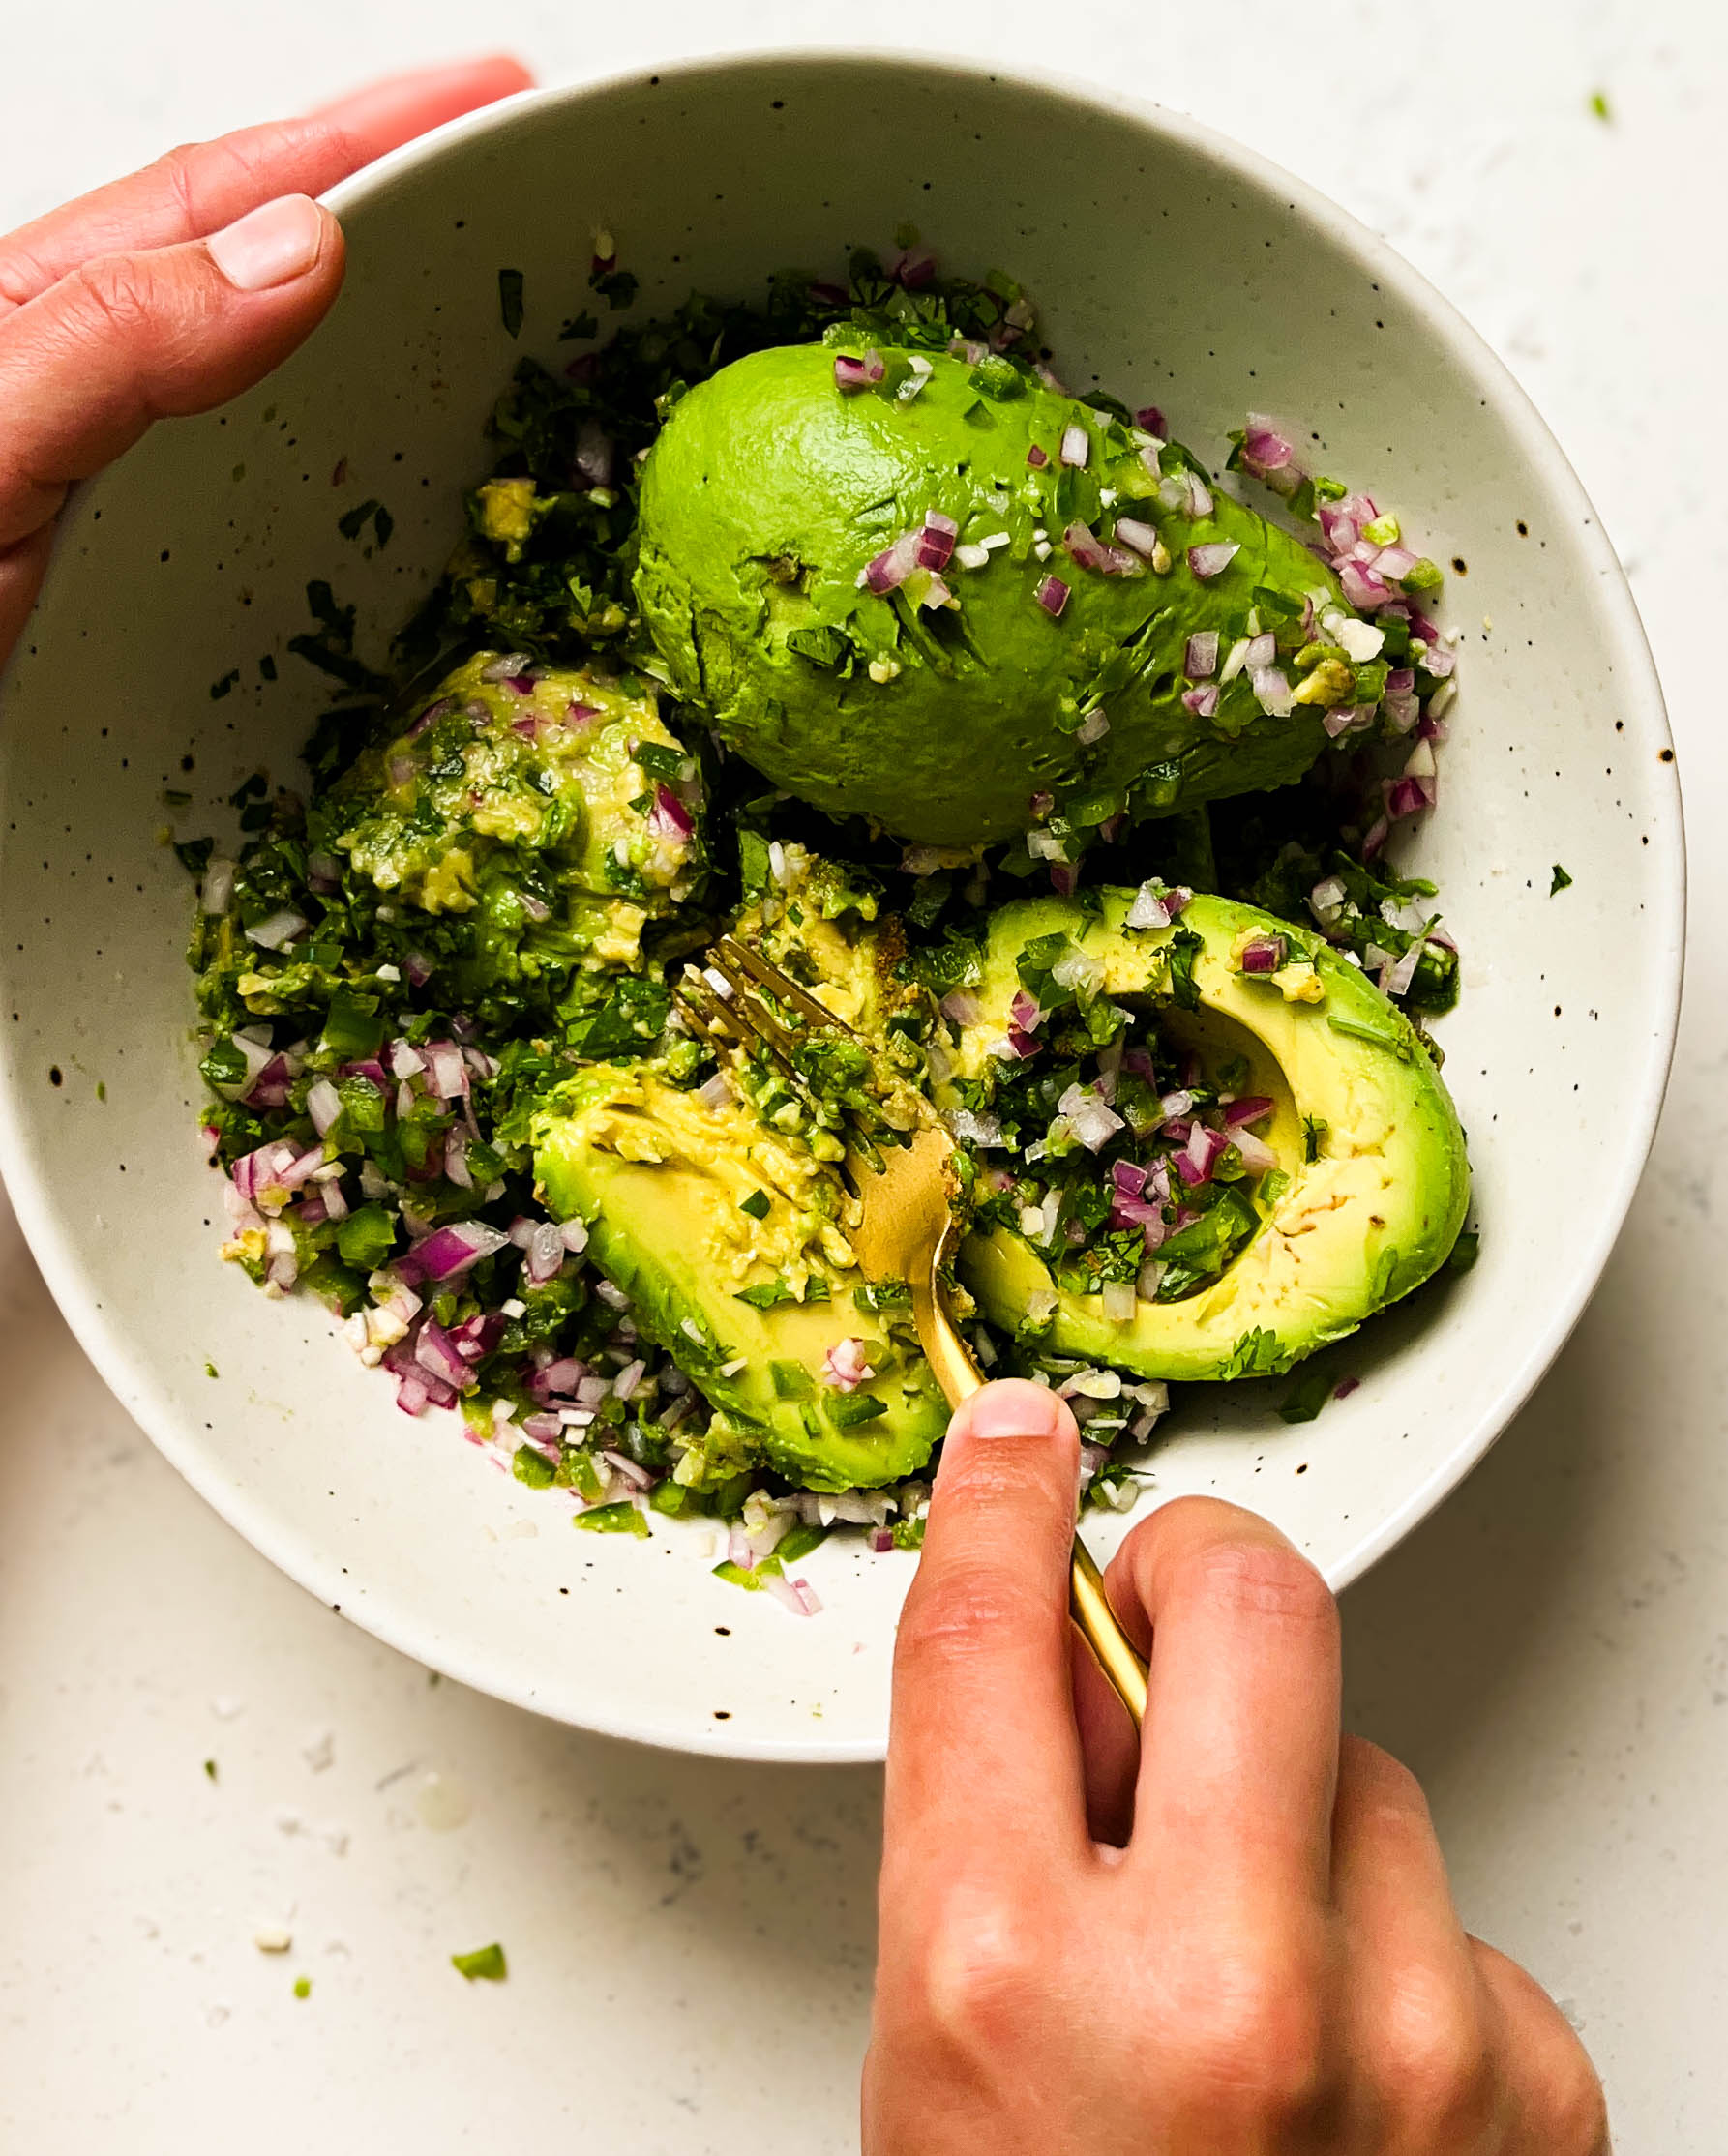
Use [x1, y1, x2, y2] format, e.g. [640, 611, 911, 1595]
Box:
[0, 45, 1685, 1763]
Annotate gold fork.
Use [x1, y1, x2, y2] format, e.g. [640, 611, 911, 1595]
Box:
[680, 933, 1149, 1728]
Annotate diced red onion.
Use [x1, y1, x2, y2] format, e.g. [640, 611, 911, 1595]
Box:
[245, 909, 307, 952]
[1179, 1123, 1230, 1187]
[573, 419, 614, 488]
[1112, 1159, 1149, 1199]
[1135, 404, 1167, 435]
[915, 509, 959, 570]
[1250, 665, 1294, 717]
[444, 1129, 472, 1190]
[424, 1043, 467, 1101]
[415, 1318, 476, 1392]
[1241, 416, 1296, 478]
[1185, 631, 1219, 679]
[647, 783, 694, 841]
[1009, 989, 1043, 1034]
[1224, 1096, 1275, 1128]
[1385, 944, 1422, 997]
[1322, 703, 1373, 739]
[1182, 686, 1221, 718]
[1231, 1126, 1278, 1174]
[1062, 521, 1142, 576]
[396, 1219, 510, 1286]
[200, 859, 236, 915]
[1188, 541, 1240, 581]
[1035, 575, 1070, 617]
[1114, 517, 1158, 559]
[1339, 559, 1391, 610]
[1240, 934, 1288, 975]
[306, 1078, 343, 1137]
[525, 1221, 565, 1285]
[864, 531, 921, 594]
[940, 989, 981, 1027]
[824, 1337, 873, 1392]
[834, 350, 885, 392]
[868, 1526, 895, 1554]
[1245, 632, 1277, 668]
[1060, 423, 1089, 467]
[1049, 865, 1078, 899]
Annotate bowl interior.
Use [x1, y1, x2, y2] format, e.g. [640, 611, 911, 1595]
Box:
[0, 54, 1680, 1760]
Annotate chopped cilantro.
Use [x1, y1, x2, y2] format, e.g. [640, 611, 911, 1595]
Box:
[1550, 864, 1572, 896]
[1278, 1363, 1339, 1423]
[1447, 1229, 1480, 1277]
[572, 1501, 650, 1537]
[1590, 89, 1612, 121]
[738, 1189, 772, 1220]
[512, 1444, 556, 1489]
[451, 1942, 508, 1982]
[209, 668, 240, 700]
[293, 1977, 312, 2000]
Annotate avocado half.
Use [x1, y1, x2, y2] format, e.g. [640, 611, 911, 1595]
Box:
[534, 1063, 947, 1492]
[943, 891, 1470, 1379]
[633, 343, 1344, 846]
[532, 858, 948, 1492]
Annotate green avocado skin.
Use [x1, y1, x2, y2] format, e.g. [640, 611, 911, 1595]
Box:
[634, 344, 1338, 846]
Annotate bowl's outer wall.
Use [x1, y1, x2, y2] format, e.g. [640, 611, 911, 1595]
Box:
[0, 55, 1681, 1760]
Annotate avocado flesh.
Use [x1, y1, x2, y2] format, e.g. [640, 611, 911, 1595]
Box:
[944, 891, 1469, 1378]
[634, 342, 1345, 845]
[534, 1063, 946, 1491]
[329, 653, 701, 986]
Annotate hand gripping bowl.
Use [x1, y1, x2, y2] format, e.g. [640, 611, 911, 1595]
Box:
[0, 52, 1682, 1760]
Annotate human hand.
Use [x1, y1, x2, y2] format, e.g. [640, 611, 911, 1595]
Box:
[0, 53, 532, 665]
[867, 1379, 1608, 2154]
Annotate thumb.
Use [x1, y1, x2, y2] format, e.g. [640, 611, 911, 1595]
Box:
[0, 193, 342, 647]
[883, 1380, 1087, 1875]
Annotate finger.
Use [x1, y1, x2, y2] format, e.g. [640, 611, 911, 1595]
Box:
[1107, 1495, 1341, 1902]
[882, 1380, 1087, 1890]
[1331, 1737, 1498, 2142]
[1471, 1941, 1611, 2155]
[0, 57, 529, 315]
[308, 53, 533, 156]
[1069, 1627, 1139, 1847]
[0, 526, 54, 677]
[0, 196, 343, 555]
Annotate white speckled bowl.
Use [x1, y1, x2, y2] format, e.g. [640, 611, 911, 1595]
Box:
[0, 53, 1682, 1760]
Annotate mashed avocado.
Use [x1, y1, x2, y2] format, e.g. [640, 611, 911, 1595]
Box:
[635, 343, 1360, 846]
[327, 652, 704, 1004]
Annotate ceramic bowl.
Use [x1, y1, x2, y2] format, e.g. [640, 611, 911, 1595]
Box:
[0, 52, 1682, 1761]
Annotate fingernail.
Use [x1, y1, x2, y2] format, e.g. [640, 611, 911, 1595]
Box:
[207, 194, 326, 292]
[956, 1380, 1068, 1442]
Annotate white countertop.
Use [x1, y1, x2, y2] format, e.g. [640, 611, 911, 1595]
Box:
[2, 3, 1724, 2146]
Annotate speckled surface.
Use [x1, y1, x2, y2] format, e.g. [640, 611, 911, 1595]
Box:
[0, 5, 1723, 2149]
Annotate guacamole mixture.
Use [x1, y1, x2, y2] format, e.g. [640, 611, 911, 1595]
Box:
[181, 244, 1468, 1599]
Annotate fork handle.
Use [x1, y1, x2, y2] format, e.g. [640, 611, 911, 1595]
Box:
[914, 1252, 1148, 1730]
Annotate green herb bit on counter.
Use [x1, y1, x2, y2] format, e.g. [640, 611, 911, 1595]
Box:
[451, 1942, 508, 1982]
